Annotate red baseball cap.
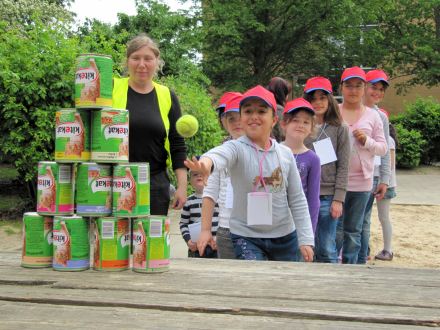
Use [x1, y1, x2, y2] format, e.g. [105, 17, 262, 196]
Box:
[378, 108, 390, 118]
[366, 69, 389, 86]
[341, 66, 366, 82]
[283, 98, 315, 115]
[304, 76, 333, 94]
[223, 94, 242, 114]
[240, 85, 277, 111]
[216, 92, 242, 111]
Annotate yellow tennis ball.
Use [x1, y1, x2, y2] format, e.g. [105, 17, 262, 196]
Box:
[176, 114, 199, 138]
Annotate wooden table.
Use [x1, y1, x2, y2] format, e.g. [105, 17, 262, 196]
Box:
[1, 252, 439, 329]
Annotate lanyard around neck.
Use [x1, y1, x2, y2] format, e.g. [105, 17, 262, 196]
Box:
[251, 141, 271, 192]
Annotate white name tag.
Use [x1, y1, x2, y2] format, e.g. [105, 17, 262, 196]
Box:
[313, 137, 337, 165]
[188, 222, 201, 242]
[225, 177, 233, 209]
[374, 155, 381, 166]
[247, 192, 272, 226]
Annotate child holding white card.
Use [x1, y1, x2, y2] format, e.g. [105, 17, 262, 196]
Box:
[281, 98, 320, 234]
[185, 86, 314, 262]
[180, 168, 219, 258]
[303, 77, 350, 263]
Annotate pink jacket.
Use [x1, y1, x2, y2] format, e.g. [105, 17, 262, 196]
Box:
[342, 106, 387, 191]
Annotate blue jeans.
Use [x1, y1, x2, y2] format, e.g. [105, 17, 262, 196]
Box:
[358, 177, 379, 264]
[315, 195, 340, 263]
[336, 191, 371, 264]
[230, 231, 299, 261]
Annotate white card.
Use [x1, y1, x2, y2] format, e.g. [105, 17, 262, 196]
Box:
[188, 222, 201, 242]
[247, 192, 272, 226]
[225, 177, 234, 209]
[374, 155, 381, 166]
[313, 137, 337, 165]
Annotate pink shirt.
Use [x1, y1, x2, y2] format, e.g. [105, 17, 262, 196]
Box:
[341, 106, 387, 191]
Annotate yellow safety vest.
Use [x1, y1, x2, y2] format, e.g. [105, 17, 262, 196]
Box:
[113, 77, 173, 169]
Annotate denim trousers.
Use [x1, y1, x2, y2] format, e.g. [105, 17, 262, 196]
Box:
[358, 177, 379, 264]
[336, 191, 371, 264]
[315, 195, 340, 263]
[230, 231, 300, 261]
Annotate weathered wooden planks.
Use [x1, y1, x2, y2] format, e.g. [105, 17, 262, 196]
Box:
[0, 252, 439, 328]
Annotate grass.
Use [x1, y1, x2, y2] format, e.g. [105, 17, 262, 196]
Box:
[0, 195, 23, 212]
[0, 164, 18, 181]
[0, 219, 21, 236]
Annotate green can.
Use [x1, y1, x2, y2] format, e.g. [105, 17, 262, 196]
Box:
[132, 216, 170, 273]
[75, 54, 113, 109]
[91, 109, 129, 163]
[76, 163, 112, 216]
[93, 217, 130, 271]
[53, 215, 90, 271]
[55, 109, 90, 162]
[37, 162, 74, 215]
[21, 212, 53, 268]
[112, 163, 150, 217]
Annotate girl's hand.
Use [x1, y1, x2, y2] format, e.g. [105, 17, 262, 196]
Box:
[183, 156, 212, 185]
[353, 129, 367, 146]
[299, 245, 314, 262]
[197, 230, 216, 256]
[187, 239, 198, 252]
[330, 200, 343, 219]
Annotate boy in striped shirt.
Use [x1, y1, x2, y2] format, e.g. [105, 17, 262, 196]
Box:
[180, 170, 219, 258]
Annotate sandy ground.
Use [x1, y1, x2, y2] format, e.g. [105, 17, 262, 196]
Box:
[2, 204, 439, 269]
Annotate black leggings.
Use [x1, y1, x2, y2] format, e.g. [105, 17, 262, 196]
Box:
[150, 170, 171, 216]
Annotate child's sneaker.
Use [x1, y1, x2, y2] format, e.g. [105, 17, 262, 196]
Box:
[375, 250, 393, 261]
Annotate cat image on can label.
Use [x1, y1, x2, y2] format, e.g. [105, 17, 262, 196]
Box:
[55, 109, 90, 162]
[37, 164, 56, 213]
[91, 109, 129, 162]
[113, 164, 150, 217]
[75, 54, 112, 108]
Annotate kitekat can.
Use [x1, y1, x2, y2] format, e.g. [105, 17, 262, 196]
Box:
[75, 54, 113, 109]
[91, 109, 129, 163]
[93, 217, 130, 271]
[37, 162, 74, 215]
[55, 109, 90, 162]
[76, 163, 112, 216]
[112, 163, 150, 217]
[21, 213, 53, 268]
[53, 215, 89, 271]
[132, 216, 171, 273]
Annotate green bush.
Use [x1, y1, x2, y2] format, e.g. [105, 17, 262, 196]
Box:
[393, 123, 426, 169]
[392, 98, 440, 165]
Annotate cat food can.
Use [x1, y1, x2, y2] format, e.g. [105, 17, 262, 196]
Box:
[75, 54, 113, 109]
[112, 163, 150, 217]
[37, 162, 74, 215]
[55, 109, 90, 162]
[132, 216, 170, 273]
[93, 217, 130, 271]
[21, 212, 53, 268]
[53, 215, 89, 271]
[76, 163, 112, 216]
[91, 109, 129, 163]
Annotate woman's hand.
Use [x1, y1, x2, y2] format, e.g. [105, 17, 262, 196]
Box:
[172, 185, 187, 210]
[197, 230, 216, 256]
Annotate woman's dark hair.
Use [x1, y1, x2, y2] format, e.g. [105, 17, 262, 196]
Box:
[389, 122, 399, 148]
[303, 91, 343, 126]
[267, 77, 291, 106]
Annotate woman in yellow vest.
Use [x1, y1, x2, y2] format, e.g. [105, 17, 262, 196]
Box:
[113, 34, 187, 215]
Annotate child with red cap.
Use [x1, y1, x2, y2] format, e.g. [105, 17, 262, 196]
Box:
[303, 76, 351, 263]
[185, 85, 314, 262]
[198, 94, 244, 259]
[335, 66, 388, 264]
[281, 98, 321, 235]
[362, 69, 395, 262]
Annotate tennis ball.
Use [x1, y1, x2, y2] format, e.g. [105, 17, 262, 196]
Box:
[176, 114, 199, 138]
